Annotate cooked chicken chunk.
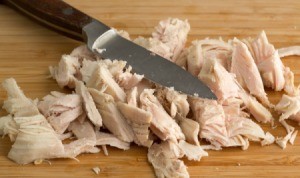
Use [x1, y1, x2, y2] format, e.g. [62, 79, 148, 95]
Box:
[95, 131, 130, 150]
[186, 42, 203, 76]
[199, 58, 273, 123]
[87, 64, 126, 102]
[190, 98, 228, 149]
[140, 89, 185, 141]
[2, 79, 100, 164]
[70, 45, 96, 61]
[75, 81, 102, 128]
[49, 55, 81, 89]
[152, 18, 190, 62]
[38, 92, 83, 134]
[231, 40, 269, 105]
[278, 46, 300, 58]
[80, 59, 127, 84]
[2, 78, 40, 117]
[156, 88, 189, 118]
[0, 115, 18, 141]
[116, 66, 144, 90]
[249, 31, 285, 91]
[117, 102, 153, 147]
[199, 58, 240, 101]
[148, 140, 189, 178]
[8, 115, 66, 164]
[89, 88, 134, 142]
[275, 94, 300, 122]
[68, 120, 96, 140]
[176, 114, 200, 146]
[178, 140, 208, 161]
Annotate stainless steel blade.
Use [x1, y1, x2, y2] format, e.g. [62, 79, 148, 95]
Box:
[83, 21, 216, 99]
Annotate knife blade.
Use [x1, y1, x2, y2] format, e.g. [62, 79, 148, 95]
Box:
[4, 0, 216, 99]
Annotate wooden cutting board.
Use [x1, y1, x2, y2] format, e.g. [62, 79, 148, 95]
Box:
[1, 0, 300, 177]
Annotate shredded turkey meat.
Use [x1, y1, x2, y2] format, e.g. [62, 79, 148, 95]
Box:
[2, 17, 300, 178]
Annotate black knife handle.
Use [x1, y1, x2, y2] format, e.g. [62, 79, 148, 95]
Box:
[3, 0, 96, 41]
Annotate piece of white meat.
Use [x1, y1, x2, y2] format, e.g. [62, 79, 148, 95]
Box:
[117, 102, 153, 147]
[89, 88, 135, 142]
[152, 18, 190, 62]
[147, 140, 189, 178]
[95, 131, 130, 150]
[75, 81, 102, 128]
[249, 31, 285, 91]
[49, 55, 81, 89]
[140, 89, 185, 141]
[87, 64, 126, 102]
[231, 40, 270, 106]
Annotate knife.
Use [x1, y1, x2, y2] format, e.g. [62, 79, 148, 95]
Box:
[3, 0, 216, 99]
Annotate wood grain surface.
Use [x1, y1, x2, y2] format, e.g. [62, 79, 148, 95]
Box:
[1, 0, 300, 177]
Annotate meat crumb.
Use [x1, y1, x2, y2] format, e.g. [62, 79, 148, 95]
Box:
[102, 145, 109, 156]
[92, 166, 101, 175]
[34, 159, 51, 165]
[34, 159, 43, 165]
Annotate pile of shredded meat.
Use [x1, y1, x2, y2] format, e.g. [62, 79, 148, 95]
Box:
[1, 18, 300, 178]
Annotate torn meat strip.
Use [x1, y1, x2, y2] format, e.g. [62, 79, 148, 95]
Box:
[152, 18, 190, 62]
[63, 138, 100, 158]
[261, 132, 275, 146]
[0, 115, 12, 136]
[238, 91, 273, 123]
[199, 58, 273, 123]
[156, 87, 189, 118]
[178, 140, 208, 161]
[190, 97, 271, 149]
[283, 67, 299, 96]
[189, 98, 228, 149]
[222, 99, 249, 118]
[199, 57, 240, 101]
[278, 46, 300, 58]
[8, 115, 66, 164]
[87, 64, 126, 102]
[140, 89, 185, 141]
[126, 87, 139, 107]
[89, 88, 134, 142]
[186, 41, 203, 76]
[192, 38, 232, 70]
[116, 66, 144, 90]
[2, 79, 99, 164]
[70, 45, 96, 61]
[117, 102, 153, 147]
[0, 115, 18, 141]
[2, 78, 40, 117]
[38, 92, 83, 134]
[95, 131, 130, 150]
[75, 81, 102, 128]
[147, 140, 189, 178]
[275, 94, 300, 122]
[249, 31, 285, 91]
[49, 54, 81, 89]
[176, 114, 200, 146]
[80, 59, 127, 84]
[68, 120, 96, 141]
[225, 116, 266, 142]
[231, 40, 269, 105]
[45, 105, 82, 135]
